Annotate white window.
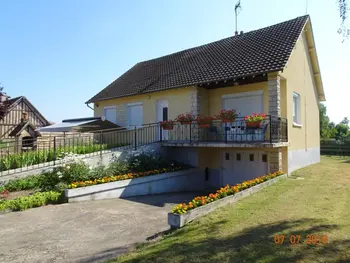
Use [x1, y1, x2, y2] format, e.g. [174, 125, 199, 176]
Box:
[293, 92, 301, 125]
[127, 102, 143, 128]
[103, 106, 117, 124]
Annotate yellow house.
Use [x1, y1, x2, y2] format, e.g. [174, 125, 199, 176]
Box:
[86, 15, 325, 188]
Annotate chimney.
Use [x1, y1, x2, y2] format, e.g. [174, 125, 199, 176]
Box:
[240, 31, 244, 35]
[0, 92, 8, 103]
[235, 31, 238, 36]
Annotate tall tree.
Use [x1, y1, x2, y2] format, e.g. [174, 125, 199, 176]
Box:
[338, 0, 349, 40]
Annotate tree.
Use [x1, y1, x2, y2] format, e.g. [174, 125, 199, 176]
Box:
[319, 103, 337, 140]
[0, 86, 10, 121]
[334, 117, 350, 141]
[338, 0, 349, 40]
[340, 117, 349, 125]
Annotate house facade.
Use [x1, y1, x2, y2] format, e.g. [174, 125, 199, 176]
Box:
[87, 15, 325, 188]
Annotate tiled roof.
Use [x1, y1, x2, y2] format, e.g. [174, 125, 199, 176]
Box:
[87, 15, 309, 103]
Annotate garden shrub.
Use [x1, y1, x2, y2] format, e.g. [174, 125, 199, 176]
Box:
[119, 146, 179, 173]
[0, 191, 62, 212]
[4, 175, 43, 192]
[88, 165, 110, 179]
[105, 161, 129, 176]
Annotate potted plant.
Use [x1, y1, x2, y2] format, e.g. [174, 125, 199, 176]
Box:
[244, 113, 267, 128]
[195, 115, 214, 128]
[215, 109, 238, 123]
[160, 120, 175, 130]
[175, 113, 194, 125]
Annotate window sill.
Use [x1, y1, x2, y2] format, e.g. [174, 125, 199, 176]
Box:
[293, 122, 302, 128]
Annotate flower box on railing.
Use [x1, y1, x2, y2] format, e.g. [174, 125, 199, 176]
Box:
[215, 109, 238, 124]
[246, 121, 262, 129]
[244, 113, 266, 129]
[175, 113, 194, 125]
[195, 115, 214, 129]
[160, 120, 175, 130]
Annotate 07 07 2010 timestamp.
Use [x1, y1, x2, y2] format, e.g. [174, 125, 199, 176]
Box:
[273, 234, 328, 245]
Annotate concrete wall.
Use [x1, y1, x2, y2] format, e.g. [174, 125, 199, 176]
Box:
[65, 168, 207, 202]
[288, 147, 320, 174]
[165, 146, 288, 189]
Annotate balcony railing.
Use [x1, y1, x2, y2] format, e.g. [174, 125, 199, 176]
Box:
[160, 116, 288, 144]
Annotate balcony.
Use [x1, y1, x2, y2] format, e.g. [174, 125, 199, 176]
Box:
[160, 116, 288, 148]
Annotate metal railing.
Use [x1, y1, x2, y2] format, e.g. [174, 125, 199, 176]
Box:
[0, 117, 287, 176]
[159, 116, 288, 144]
[0, 123, 161, 176]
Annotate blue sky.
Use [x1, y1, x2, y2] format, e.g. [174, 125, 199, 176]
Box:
[0, 0, 349, 124]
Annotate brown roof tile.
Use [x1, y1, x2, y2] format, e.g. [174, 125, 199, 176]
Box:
[87, 15, 309, 103]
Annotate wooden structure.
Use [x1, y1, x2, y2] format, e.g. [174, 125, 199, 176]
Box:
[0, 93, 50, 152]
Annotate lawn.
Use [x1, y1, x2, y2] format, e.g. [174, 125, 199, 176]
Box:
[113, 156, 350, 263]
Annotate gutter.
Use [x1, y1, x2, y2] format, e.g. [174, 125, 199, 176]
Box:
[85, 102, 94, 110]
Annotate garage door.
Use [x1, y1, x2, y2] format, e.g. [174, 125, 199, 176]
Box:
[222, 91, 264, 118]
[221, 151, 268, 186]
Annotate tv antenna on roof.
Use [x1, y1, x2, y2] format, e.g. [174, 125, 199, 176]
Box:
[235, 0, 242, 35]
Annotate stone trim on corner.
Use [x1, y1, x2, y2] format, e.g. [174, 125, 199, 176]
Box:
[269, 148, 283, 172]
[268, 74, 281, 117]
[190, 87, 200, 116]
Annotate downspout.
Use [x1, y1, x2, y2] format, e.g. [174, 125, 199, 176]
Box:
[85, 102, 94, 110]
[304, 31, 308, 152]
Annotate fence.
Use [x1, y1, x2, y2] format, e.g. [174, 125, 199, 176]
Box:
[320, 140, 350, 156]
[0, 123, 161, 176]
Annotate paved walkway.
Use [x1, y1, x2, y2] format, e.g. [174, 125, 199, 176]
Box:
[0, 192, 206, 263]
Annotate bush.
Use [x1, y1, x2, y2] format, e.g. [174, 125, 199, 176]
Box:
[59, 161, 90, 183]
[4, 175, 43, 192]
[0, 191, 62, 212]
[105, 161, 129, 176]
[88, 165, 109, 179]
[120, 146, 177, 172]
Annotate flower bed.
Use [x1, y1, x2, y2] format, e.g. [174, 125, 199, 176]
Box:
[168, 171, 286, 228]
[68, 166, 186, 189]
[171, 171, 284, 214]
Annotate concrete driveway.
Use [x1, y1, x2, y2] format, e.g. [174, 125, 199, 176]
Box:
[0, 192, 207, 263]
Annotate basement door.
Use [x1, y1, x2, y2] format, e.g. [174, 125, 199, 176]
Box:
[221, 151, 268, 186]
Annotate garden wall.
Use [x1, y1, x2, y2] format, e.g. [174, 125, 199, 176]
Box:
[65, 168, 206, 202]
[168, 173, 288, 228]
[0, 143, 164, 184]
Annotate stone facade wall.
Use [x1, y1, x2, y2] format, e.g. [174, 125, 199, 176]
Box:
[116, 104, 126, 127]
[190, 88, 200, 116]
[269, 148, 283, 172]
[268, 74, 281, 117]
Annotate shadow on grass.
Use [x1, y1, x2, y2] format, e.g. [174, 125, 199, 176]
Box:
[109, 218, 350, 263]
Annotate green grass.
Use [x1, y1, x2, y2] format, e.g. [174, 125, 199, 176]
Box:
[113, 156, 350, 263]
